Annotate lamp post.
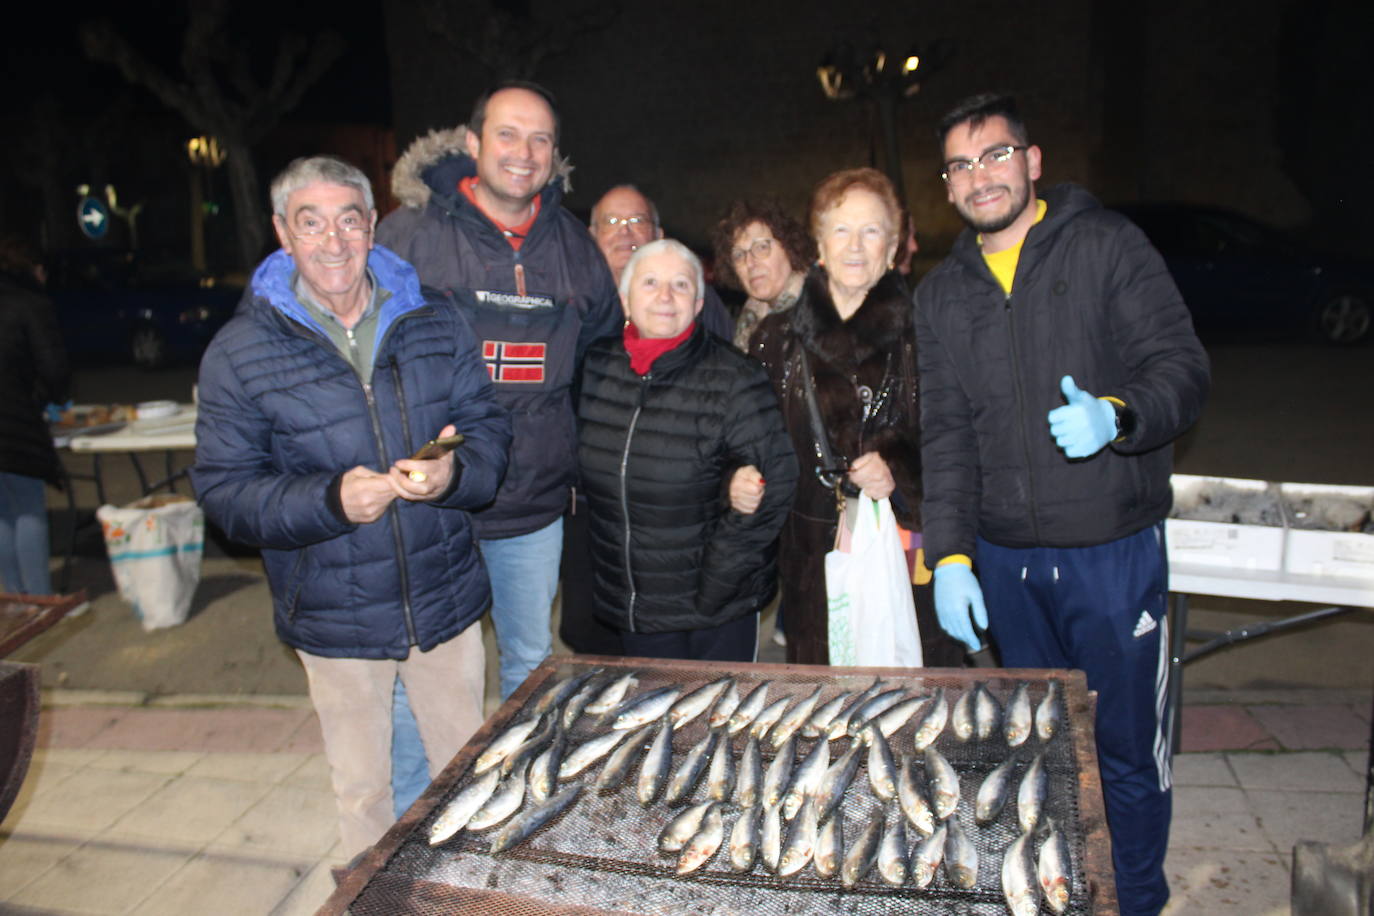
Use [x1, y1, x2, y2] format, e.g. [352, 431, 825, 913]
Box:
[816, 39, 943, 207]
[186, 136, 227, 273]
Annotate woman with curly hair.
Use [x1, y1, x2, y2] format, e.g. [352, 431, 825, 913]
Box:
[712, 200, 814, 351]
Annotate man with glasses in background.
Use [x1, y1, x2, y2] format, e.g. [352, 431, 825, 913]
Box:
[914, 93, 1209, 916]
[191, 155, 511, 861]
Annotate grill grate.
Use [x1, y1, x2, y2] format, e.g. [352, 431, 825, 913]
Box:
[338, 660, 1110, 915]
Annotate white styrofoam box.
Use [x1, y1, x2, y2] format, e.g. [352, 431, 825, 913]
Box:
[1167, 474, 1285, 571]
[1279, 482, 1374, 581]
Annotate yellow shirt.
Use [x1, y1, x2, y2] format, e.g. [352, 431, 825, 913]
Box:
[981, 199, 1048, 295]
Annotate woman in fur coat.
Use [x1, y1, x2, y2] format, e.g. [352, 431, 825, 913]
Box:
[750, 168, 964, 667]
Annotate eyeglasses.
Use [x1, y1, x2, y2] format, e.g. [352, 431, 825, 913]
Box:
[941, 145, 1027, 182]
[290, 225, 372, 244]
[730, 237, 775, 264]
[598, 215, 650, 230]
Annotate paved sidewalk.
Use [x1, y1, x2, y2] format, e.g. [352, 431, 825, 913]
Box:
[1, 686, 1368, 915]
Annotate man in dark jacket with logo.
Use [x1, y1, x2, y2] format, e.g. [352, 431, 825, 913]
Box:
[915, 94, 1209, 916]
[192, 156, 511, 860]
[378, 82, 622, 698]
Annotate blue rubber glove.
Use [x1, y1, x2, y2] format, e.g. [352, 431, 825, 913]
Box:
[1047, 375, 1116, 458]
[932, 563, 989, 653]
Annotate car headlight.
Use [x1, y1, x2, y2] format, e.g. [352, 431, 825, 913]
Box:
[179, 305, 215, 324]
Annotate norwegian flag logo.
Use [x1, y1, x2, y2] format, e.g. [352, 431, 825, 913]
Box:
[482, 340, 546, 383]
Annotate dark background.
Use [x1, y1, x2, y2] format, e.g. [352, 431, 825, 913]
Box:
[3, 0, 1372, 272]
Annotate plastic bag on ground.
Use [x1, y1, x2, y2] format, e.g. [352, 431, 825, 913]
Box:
[97, 494, 204, 631]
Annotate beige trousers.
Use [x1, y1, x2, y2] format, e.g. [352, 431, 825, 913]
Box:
[297, 623, 485, 859]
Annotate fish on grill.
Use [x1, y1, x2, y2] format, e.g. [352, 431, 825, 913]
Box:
[613, 685, 682, 731]
[528, 726, 568, 801]
[503, 712, 558, 779]
[778, 793, 819, 876]
[760, 800, 785, 873]
[944, 811, 979, 888]
[1039, 817, 1074, 914]
[846, 688, 910, 738]
[876, 805, 908, 886]
[659, 800, 714, 854]
[670, 676, 734, 729]
[826, 677, 887, 741]
[1018, 753, 1048, 834]
[896, 753, 935, 836]
[428, 766, 501, 845]
[467, 760, 528, 831]
[749, 695, 793, 740]
[924, 745, 961, 820]
[585, 670, 638, 718]
[769, 684, 824, 748]
[840, 810, 884, 888]
[974, 681, 1002, 741]
[975, 755, 1016, 826]
[1005, 681, 1033, 747]
[708, 679, 741, 729]
[762, 732, 796, 809]
[783, 735, 829, 820]
[911, 821, 947, 889]
[911, 686, 948, 750]
[814, 811, 843, 878]
[803, 690, 853, 738]
[594, 722, 650, 792]
[735, 733, 763, 808]
[637, 715, 674, 806]
[864, 724, 899, 801]
[559, 727, 630, 781]
[676, 803, 725, 874]
[706, 726, 737, 801]
[664, 727, 720, 806]
[1001, 829, 1041, 916]
[531, 668, 601, 720]
[951, 687, 975, 742]
[475, 713, 543, 775]
[727, 681, 772, 735]
[816, 739, 863, 824]
[1036, 679, 1062, 742]
[728, 802, 761, 872]
[489, 781, 584, 854]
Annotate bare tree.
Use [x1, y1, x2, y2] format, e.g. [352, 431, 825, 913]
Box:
[420, 0, 619, 82]
[81, 1, 344, 268]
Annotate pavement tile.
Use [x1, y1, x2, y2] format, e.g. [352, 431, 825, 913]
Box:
[1248, 704, 1370, 750]
[85, 706, 314, 753]
[210, 784, 338, 857]
[87, 749, 205, 776]
[30, 747, 111, 768]
[134, 848, 312, 916]
[281, 753, 331, 790]
[280, 712, 325, 754]
[1229, 751, 1365, 793]
[1162, 847, 1291, 916]
[1172, 752, 1238, 787]
[1179, 705, 1280, 752]
[8, 767, 170, 836]
[1168, 786, 1275, 852]
[36, 706, 128, 749]
[1248, 789, 1368, 853]
[0, 833, 82, 903]
[7, 838, 192, 914]
[104, 775, 273, 845]
[186, 751, 311, 785]
[1341, 750, 1369, 779]
[269, 859, 338, 916]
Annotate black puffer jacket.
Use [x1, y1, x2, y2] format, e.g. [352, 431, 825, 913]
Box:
[0, 274, 69, 485]
[915, 183, 1210, 560]
[577, 324, 798, 634]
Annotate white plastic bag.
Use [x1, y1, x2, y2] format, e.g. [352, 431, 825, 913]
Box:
[97, 495, 204, 631]
[825, 494, 923, 667]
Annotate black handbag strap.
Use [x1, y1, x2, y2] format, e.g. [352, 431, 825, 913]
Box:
[798, 347, 846, 490]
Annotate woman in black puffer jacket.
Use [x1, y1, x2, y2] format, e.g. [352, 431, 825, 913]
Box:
[577, 239, 797, 661]
[0, 237, 70, 595]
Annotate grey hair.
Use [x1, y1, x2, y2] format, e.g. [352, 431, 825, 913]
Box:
[618, 238, 703, 300]
[270, 155, 375, 218]
[590, 184, 660, 232]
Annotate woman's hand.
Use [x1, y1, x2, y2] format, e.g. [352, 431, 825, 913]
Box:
[848, 451, 894, 500]
[728, 464, 766, 514]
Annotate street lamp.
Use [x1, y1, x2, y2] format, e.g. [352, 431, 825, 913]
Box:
[186, 136, 227, 272]
[816, 38, 945, 206]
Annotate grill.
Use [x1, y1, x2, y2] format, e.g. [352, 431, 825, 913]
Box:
[324, 657, 1117, 915]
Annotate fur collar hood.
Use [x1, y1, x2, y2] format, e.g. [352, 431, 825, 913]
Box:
[390, 124, 576, 210]
[787, 267, 912, 370]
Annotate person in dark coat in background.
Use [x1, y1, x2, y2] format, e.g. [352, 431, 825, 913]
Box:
[578, 239, 797, 660]
[751, 168, 965, 668]
[0, 236, 70, 595]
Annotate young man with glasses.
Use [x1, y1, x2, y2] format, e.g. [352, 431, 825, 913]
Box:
[914, 93, 1209, 916]
[191, 155, 511, 860]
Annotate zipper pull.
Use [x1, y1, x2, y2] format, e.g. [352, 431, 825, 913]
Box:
[514, 263, 527, 297]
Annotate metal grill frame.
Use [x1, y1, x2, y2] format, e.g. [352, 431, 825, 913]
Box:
[321, 656, 1119, 915]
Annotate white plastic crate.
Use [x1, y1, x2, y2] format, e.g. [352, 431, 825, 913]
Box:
[1280, 482, 1374, 581]
[1167, 474, 1285, 571]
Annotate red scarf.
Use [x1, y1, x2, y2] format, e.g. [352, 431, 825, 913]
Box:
[623, 321, 695, 375]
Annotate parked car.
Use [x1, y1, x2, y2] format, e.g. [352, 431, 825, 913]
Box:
[49, 249, 243, 368]
[1113, 204, 1373, 345]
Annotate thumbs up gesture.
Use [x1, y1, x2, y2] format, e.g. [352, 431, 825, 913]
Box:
[1047, 375, 1117, 458]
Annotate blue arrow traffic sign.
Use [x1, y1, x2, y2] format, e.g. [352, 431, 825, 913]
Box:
[77, 196, 109, 239]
